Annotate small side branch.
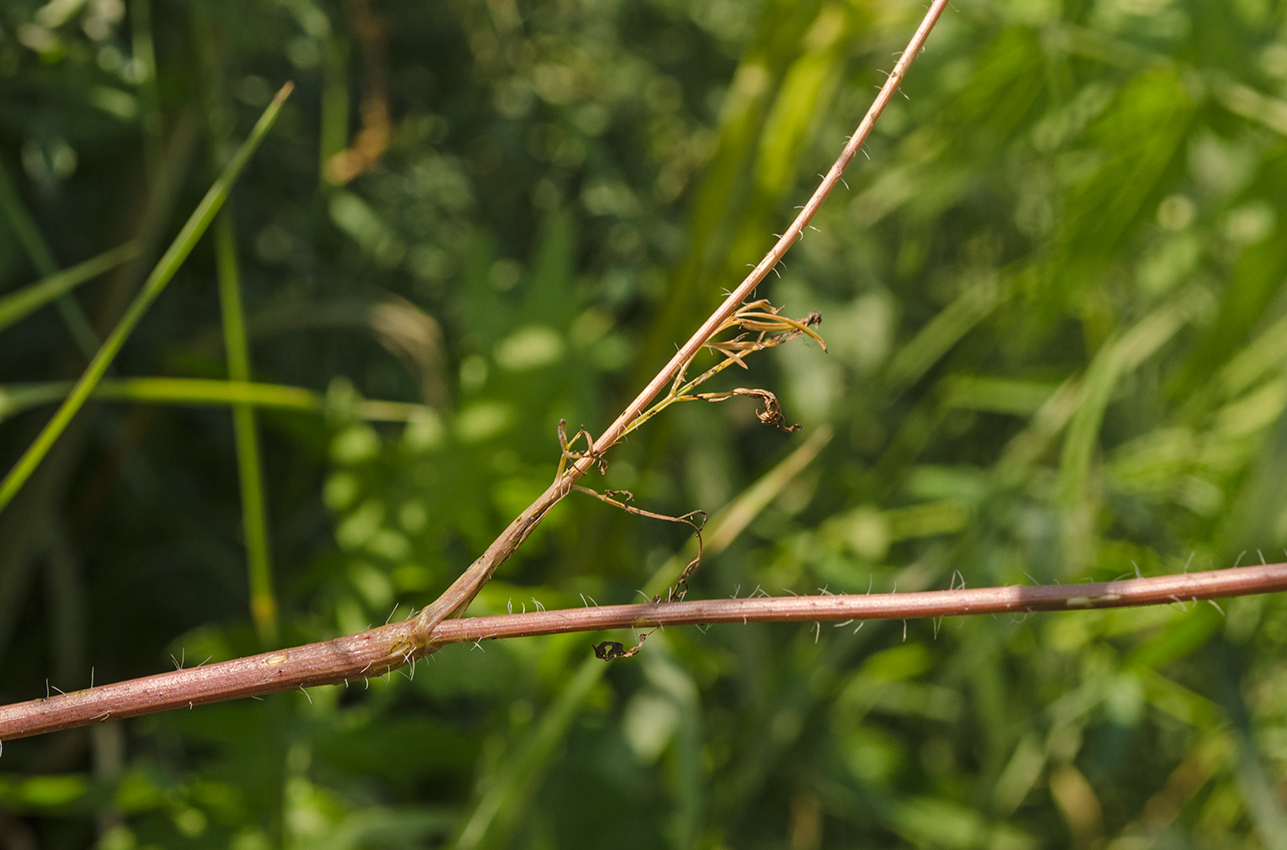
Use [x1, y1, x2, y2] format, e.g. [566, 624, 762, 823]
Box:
[569, 485, 706, 658]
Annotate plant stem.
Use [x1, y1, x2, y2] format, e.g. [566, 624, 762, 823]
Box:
[410, 0, 954, 644]
[2, 563, 1283, 743]
[434, 564, 1269, 641]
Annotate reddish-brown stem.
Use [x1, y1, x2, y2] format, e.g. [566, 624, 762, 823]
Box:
[430, 562, 1280, 639]
[3, 563, 1283, 743]
[587, 0, 948, 457]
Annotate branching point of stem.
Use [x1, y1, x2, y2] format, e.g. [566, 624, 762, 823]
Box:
[0, 0, 960, 741]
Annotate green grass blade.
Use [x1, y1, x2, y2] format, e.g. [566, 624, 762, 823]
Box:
[1058, 288, 1207, 509]
[0, 160, 57, 275]
[215, 208, 278, 643]
[0, 159, 101, 355]
[129, 0, 165, 186]
[454, 641, 602, 850]
[885, 276, 1008, 393]
[0, 242, 140, 335]
[0, 378, 315, 423]
[0, 83, 293, 514]
[0, 377, 431, 424]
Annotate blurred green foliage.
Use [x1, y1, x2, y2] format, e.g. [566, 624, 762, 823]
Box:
[3, 0, 1287, 847]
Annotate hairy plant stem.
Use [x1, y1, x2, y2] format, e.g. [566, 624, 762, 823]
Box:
[3, 563, 1284, 742]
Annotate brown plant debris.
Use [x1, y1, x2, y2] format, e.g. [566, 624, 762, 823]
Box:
[570, 486, 706, 660]
[557, 419, 608, 479]
[704, 301, 826, 370]
[325, 0, 393, 184]
[696, 387, 801, 432]
[593, 641, 631, 660]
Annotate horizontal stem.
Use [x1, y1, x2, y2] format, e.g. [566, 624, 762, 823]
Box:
[2, 562, 1281, 744]
[432, 563, 1271, 641]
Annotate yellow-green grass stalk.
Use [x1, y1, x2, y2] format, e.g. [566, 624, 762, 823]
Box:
[215, 208, 277, 643]
[0, 377, 430, 424]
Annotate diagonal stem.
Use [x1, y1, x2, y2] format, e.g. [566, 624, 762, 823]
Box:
[411, 0, 953, 643]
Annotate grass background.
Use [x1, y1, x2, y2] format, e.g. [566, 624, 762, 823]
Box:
[3, 0, 1287, 847]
